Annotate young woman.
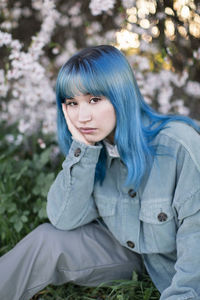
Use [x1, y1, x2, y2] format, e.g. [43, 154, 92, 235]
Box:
[0, 45, 200, 300]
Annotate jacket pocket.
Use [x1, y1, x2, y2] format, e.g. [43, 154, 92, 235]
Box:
[96, 195, 117, 217]
[139, 199, 177, 253]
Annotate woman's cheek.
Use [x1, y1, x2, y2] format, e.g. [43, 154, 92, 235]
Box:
[67, 110, 77, 124]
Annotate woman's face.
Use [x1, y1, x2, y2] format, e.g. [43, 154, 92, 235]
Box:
[65, 93, 116, 144]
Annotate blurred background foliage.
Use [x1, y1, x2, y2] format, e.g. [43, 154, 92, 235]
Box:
[0, 121, 62, 254]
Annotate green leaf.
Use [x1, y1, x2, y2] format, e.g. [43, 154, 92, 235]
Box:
[0, 206, 5, 214]
[38, 206, 47, 219]
[39, 148, 51, 166]
[7, 203, 17, 213]
[21, 215, 28, 223]
[14, 220, 23, 232]
[132, 271, 138, 282]
[143, 287, 153, 300]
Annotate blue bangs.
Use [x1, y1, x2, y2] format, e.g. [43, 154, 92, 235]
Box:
[57, 65, 103, 101]
[56, 47, 134, 105]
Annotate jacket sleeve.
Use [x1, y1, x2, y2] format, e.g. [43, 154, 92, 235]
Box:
[46, 139, 102, 230]
[160, 146, 200, 300]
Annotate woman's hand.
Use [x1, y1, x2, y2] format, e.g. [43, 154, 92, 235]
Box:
[62, 103, 95, 146]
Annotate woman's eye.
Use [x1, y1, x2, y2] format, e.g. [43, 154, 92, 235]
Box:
[66, 101, 77, 106]
[90, 97, 101, 104]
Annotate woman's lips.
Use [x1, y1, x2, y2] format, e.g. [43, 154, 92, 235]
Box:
[79, 127, 97, 134]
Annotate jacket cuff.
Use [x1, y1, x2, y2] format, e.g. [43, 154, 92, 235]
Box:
[63, 139, 103, 166]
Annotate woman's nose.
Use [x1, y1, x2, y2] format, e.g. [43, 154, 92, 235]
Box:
[78, 105, 92, 122]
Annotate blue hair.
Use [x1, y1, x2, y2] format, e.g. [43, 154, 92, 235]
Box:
[56, 45, 199, 189]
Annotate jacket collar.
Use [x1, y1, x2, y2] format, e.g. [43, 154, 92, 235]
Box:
[103, 139, 120, 168]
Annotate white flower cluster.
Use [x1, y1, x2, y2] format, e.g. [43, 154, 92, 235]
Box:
[0, 69, 8, 97]
[0, 0, 199, 140]
[0, 0, 59, 134]
[89, 0, 136, 15]
[129, 51, 191, 115]
[185, 81, 200, 98]
[89, 0, 116, 15]
[57, 2, 83, 29]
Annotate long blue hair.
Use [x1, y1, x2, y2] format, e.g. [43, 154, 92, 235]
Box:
[56, 45, 199, 189]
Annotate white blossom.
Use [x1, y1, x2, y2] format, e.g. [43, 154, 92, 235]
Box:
[0, 31, 12, 45]
[12, 8, 22, 20]
[114, 15, 124, 26]
[105, 30, 116, 41]
[32, 0, 44, 11]
[173, 70, 188, 88]
[70, 16, 83, 28]
[18, 119, 32, 134]
[157, 12, 165, 20]
[37, 138, 46, 149]
[171, 99, 190, 115]
[89, 0, 116, 16]
[52, 47, 60, 55]
[68, 3, 81, 16]
[185, 81, 200, 98]
[158, 85, 173, 113]
[15, 134, 23, 146]
[11, 40, 22, 50]
[121, 0, 135, 9]
[22, 7, 32, 17]
[193, 48, 200, 60]
[58, 16, 69, 26]
[55, 39, 78, 67]
[1, 21, 12, 30]
[0, 69, 9, 97]
[130, 55, 150, 71]
[5, 134, 15, 143]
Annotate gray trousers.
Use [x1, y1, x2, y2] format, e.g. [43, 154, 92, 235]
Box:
[0, 221, 142, 300]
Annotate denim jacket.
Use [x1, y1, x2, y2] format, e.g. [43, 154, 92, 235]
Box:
[47, 121, 200, 300]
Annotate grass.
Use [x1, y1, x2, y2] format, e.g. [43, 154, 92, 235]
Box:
[31, 274, 160, 300]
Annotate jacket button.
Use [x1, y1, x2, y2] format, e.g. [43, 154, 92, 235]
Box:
[127, 241, 135, 248]
[128, 189, 137, 198]
[74, 148, 81, 157]
[157, 212, 168, 222]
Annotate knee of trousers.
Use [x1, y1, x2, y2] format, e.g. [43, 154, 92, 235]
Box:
[29, 223, 60, 247]
[28, 223, 85, 270]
